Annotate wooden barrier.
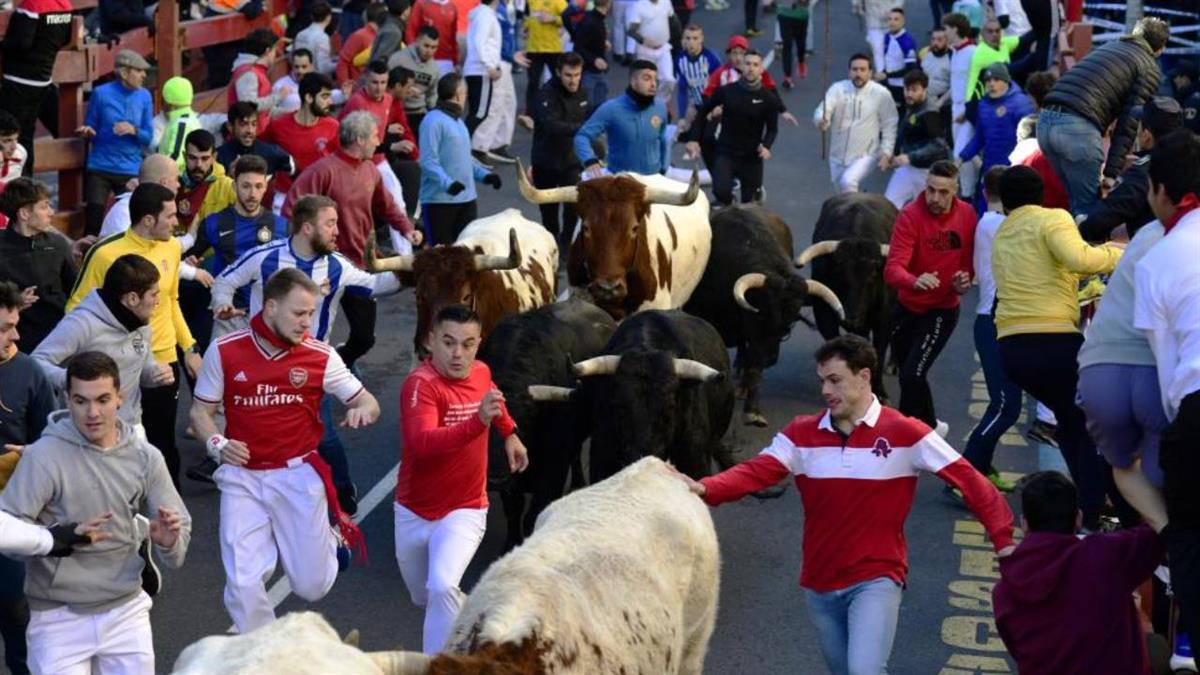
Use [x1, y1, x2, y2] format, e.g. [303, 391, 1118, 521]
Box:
[1057, 22, 1094, 74]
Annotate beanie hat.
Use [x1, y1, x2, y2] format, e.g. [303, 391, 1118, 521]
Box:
[982, 62, 1011, 84]
[162, 77, 194, 107]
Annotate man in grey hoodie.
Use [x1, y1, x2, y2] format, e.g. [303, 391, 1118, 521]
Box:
[33, 255, 174, 428]
[0, 351, 190, 675]
[369, 0, 413, 66]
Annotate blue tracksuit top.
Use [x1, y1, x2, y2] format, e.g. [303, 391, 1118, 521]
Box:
[84, 80, 154, 175]
[574, 93, 669, 175]
[419, 107, 491, 204]
[959, 85, 1034, 175]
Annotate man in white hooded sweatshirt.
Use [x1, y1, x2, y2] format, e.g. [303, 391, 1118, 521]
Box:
[814, 52, 898, 193]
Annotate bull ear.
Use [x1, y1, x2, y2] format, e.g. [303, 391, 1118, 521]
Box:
[343, 629, 361, 648]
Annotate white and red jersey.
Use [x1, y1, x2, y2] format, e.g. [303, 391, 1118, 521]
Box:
[194, 313, 365, 467]
[397, 360, 516, 520]
[700, 397, 1014, 593]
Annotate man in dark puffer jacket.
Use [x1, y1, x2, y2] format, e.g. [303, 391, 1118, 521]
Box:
[1037, 17, 1168, 217]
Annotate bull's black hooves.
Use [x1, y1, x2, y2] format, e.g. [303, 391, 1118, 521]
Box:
[750, 484, 787, 500]
[742, 412, 769, 427]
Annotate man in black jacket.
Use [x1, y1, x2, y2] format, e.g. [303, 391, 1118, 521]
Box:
[0, 178, 76, 353]
[883, 70, 950, 209]
[573, 0, 611, 109]
[0, 0, 75, 177]
[531, 52, 590, 248]
[1037, 17, 1168, 217]
[1079, 96, 1183, 243]
[685, 50, 782, 207]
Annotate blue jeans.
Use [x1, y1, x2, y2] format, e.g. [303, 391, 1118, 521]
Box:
[319, 395, 353, 491]
[962, 313, 1023, 474]
[1036, 108, 1104, 216]
[581, 72, 609, 111]
[803, 577, 903, 675]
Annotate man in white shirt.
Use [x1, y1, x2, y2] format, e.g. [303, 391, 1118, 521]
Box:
[628, 0, 676, 110]
[294, 1, 336, 76]
[943, 12, 977, 198]
[1132, 129, 1200, 659]
[463, 0, 502, 136]
[813, 53, 898, 193]
[272, 48, 346, 115]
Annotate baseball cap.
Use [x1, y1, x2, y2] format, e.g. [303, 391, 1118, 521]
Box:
[982, 63, 1011, 84]
[115, 49, 151, 71]
[726, 35, 750, 52]
[1133, 96, 1184, 137]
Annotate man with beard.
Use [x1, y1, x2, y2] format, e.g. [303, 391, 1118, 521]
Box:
[216, 102, 294, 204]
[211, 195, 400, 517]
[575, 60, 669, 178]
[922, 28, 952, 105]
[814, 53, 898, 193]
[260, 73, 341, 214]
[191, 265, 380, 633]
[177, 130, 236, 234]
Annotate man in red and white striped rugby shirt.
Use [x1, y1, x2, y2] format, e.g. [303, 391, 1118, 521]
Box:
[674, 334, 1015, 675]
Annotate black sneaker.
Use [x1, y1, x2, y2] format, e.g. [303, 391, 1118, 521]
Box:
[470, 150, 495, 170]
[1026, 420, 1058, 448]
[139, 537, 162, 597]
[485, 146, 517, 164]
[186, 457, 217, 484]
[337, 483, 359, 517]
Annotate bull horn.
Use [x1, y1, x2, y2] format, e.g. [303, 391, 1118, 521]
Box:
[644, 169, 700, 206]
[366, 651, 432, 675]
[473, 228, 523, 271]
[733, 273, 767, 313]
[806, 279, 846, 321]
[343, 629, 360, 647]
[365, 231, 415, 272]
[880, 244, 890, 256]
[516, 157, 578, 204]
[673, 358, 723, 382]
[794, 240, 840, 268]
[573, 354, 621, 377]
[528, 385, 576, 402]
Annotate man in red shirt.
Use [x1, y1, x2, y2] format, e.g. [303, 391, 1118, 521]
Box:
[340, 61, 413, 223]
[260, 72, 341, 213]
[396, 304, 528, 653]
[337, 4, 388, 87]
[883, 159, 976, 435]
[190, 268, 382, 633]
[674, 335, 1013, 674]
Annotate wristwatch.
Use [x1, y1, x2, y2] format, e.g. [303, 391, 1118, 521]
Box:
[206, 434, 230, 462]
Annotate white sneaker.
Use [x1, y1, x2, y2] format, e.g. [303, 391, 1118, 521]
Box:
[934, 420, 949, 439]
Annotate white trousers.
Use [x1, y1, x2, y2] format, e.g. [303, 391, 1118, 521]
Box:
[636, 43, 676, 110]
[884, 165, 928, 209]
[215, 461, 338, 634]
[952, 118, 977, 197]
[611, 1, 636, 56]
[393, 502, 487, 654]
[866, 28, 885, 74]
[377, 156, 407, 215]
[472, 62, 516, 153]
[27, 591, 154, 675]
[829, 154, 876, 193]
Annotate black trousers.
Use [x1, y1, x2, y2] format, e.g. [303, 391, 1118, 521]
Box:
[1020, 0, 1055, 72]
[744, 0, 759, 31]
[465, 74, 494, 137]
[712, 152, 764, 206]
[141, 362, 181, 489]
[423, 200, 478, 246]
[0, 79, 54, 178]
[890, 303, 958, 427]
[533, 165, 580, 244]
[84, 170, 135, 236]
[389, 157, 422, 219]
[1162, 391, 1200, 646]
[778, 14, 809, 77]
[524, 53, 559, 114]
[929, 0, 954, 26]
[997, 332, 1105, 519]
[337, 294, 378, 369]
[0, 553, 28, 675]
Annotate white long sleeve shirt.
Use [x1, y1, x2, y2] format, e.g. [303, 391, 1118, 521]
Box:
[949, 41, 977, 116]
[813, 79, 898, 163]
[0, 510, 52, 557]
[294, 22, 336, 76]
[463, 4, 502, 76]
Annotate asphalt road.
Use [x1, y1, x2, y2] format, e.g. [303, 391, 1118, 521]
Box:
[3, 1, 1049, 673]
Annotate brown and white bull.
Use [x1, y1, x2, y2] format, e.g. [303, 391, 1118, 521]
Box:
[516, 160, 711, 320]
[171, 457, 719, 675]
[366, 208, 558, 354]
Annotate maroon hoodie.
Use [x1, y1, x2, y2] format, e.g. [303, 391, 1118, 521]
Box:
[992, 525, 1164, 675]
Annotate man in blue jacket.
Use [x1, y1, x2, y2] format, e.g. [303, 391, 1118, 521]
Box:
[957, 63, 1032, 212]
[77, 50, 155, 236]
[574, 60, 669, 179]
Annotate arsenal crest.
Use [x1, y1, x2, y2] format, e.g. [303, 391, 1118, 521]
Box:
[288, 367, 309, 388]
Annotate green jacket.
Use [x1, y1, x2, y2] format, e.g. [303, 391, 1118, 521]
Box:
[158, 107, 201, 169]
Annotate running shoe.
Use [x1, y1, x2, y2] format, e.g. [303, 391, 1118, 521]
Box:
[986, 469, 1015, 493]
[1026, 420, 1058, 447]
[746, 27, 765, 37]
[1171, 632, 1196, 672]
[139, 534, 162, 597]
[486, 146, 517, 164]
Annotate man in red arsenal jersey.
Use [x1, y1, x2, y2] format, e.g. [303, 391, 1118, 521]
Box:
[260, 72, 341, 213]
[189, 268, 381, 633]
[674, 335, 1013, 675]
[396, 304, 528, 653]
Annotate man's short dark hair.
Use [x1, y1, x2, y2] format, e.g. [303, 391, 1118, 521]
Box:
[848, 52, 873, 69]
[389, 66, 415, 88]
[185, 128, 216, 153]
[1133, 17, 1171, 52]
[0, 110, 19, 137]
[387, 0, 410, 17]
[0, 177, 51, 220]
[629, 59, 658, 75]
[232, 154, 269, 179]
[941, 12, 971, 39]
[366, 2, 390, 25]
[228, 101, 259, 126]
[436, 72, 464, 101]
[417, 25, 440, 41]
[434, 304, 482, 328]
[367, 59, 389, 76]
[929, 159, 959, 180]
[1024, 71, 1057, 108]
[292, 47, 314, 64]
[264, 267, 320, 304]
[103, 254, 160, 299]
[983, 165, 1007, 200]
[67, 351, 121, 393]
[889, 7, 904, 15]
[814, 335, 877, 374]
[0, 281, 22, 312]
[1020, 471, 1078, 534]
[299, 72, 336, 103]
[999, 165, 1045, 212]
[558, 52, 584, 70]
[1149, 129, 1200, 203]
[243, 28, 279, 57]
[310, 1, 332, 22]
[291, 194, 337, 234]
[903, 70, 929, 88]
[744, 49, 763, 59]
[129, 183, 176, 225]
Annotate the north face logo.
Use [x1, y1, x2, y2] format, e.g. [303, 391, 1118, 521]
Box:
[871, 437, 892, 459]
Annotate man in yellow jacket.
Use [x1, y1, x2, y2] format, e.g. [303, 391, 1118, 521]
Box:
[522, 0, 567, 121]
[991, 165, 1123, 531]
[68, 183, 199, 488]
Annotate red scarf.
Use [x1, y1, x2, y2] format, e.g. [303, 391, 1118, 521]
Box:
[251, 312, 302, 351]
[1164, 193, 1200, 235]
